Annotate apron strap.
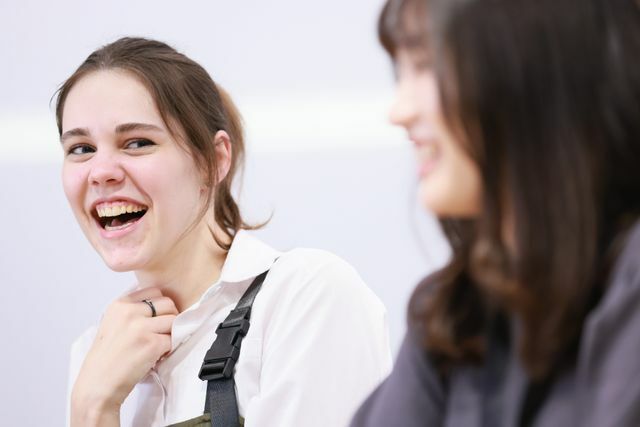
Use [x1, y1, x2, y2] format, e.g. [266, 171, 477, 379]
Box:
[198, 269, 270, 427]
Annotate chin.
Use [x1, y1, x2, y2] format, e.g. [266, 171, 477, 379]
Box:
[419, 181, 446, 214]
[419, 185, 477, 218]
[100, 253, 143, 272]
[424, 200, 480, 219]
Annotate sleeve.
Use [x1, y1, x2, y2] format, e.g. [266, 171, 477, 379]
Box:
[242, 251, 393, 427]
[66, 327, 97, 427]
[350, 331, 446, 427]
[578, 242, 640, 427]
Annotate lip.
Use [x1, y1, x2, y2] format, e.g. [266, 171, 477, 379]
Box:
[410, 136, 440, 178]
[98, 214, 145, 239]
[417, 157, 438, 178]
[88, 196, 148, 240]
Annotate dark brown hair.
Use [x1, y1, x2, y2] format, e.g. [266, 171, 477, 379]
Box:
[55, 37, 258, 250]
[380, 0, 640, 378]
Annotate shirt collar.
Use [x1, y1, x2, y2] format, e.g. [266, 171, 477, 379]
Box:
[125, 230, 279, 319]
[217, 229, 281, 284]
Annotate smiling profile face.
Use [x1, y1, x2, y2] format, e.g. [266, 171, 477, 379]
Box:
[60, 69, 208, 272]
[390, 48, 482, 218]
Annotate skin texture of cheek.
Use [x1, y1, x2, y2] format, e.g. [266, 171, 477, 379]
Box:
[62, 164, 91, 232]
[418, 150, 482, 218]
[118, 161, 205, 272]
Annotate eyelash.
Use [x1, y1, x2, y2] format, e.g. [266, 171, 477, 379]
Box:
[125, 138, 155, 149]
[67, 144, 95, 156]
[66, 139, 155, 156]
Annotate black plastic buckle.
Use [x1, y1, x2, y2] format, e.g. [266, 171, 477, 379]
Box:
[199, 307, 251, 381]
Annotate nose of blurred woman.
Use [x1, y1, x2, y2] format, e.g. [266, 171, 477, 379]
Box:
[389, 78, 418, 128]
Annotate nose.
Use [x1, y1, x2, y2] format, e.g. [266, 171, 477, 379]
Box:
[88, 151, 125, 187]
[388, 77, 418, 127]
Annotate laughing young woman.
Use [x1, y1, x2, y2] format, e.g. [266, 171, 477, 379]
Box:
[352, 0, 640, 425]
[58, 37, 391, 427]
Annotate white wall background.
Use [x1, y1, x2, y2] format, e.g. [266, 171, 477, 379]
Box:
[0, 1, 450, 424]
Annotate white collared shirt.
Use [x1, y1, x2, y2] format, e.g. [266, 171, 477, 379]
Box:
[67, 231, 392, 426]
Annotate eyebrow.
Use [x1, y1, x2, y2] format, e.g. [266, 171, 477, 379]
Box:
[115, 122, 165, 134]
[60, 127, 90, 143]
[60, 122, 165, 143]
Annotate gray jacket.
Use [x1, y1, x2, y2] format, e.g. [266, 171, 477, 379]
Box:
[352, 222, 640, 427]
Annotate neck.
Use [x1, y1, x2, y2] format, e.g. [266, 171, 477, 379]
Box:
[135, 222, 229, 312]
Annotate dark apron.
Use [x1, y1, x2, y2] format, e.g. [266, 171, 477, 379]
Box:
[168, 414, 245, 427]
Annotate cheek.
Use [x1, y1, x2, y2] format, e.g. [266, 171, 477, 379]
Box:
[454, 157, 482, 205]
[61, 163, 85, 209]
[174, 169, 207, 213]
[422, 77, 440, 113]
[420, 144, 482, 217]
[142, 157, 205, 218]
[443, 153, 482, 215]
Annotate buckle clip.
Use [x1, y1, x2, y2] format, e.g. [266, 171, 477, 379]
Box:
[198, 307, 251, 381]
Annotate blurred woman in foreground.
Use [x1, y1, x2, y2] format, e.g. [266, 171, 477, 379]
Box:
[353, 0, 640, 425]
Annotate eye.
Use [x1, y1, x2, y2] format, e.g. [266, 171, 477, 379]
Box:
[67, 144, 95, 156]
[125, 138, 156, 149]
[393, 56, 433, 82]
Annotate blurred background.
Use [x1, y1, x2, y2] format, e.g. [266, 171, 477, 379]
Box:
[0, 0, 449, 423]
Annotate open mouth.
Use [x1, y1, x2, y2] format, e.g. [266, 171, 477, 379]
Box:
[94, 203, 148, 231]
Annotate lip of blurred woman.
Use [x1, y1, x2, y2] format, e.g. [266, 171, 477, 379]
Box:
[410, 135, 441, 178]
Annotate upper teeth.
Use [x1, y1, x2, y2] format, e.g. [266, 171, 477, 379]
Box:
[97, 204, 146, 218]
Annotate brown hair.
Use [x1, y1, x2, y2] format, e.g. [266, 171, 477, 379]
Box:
[380, 0, 640, 379]
[55, 37, 258, 250]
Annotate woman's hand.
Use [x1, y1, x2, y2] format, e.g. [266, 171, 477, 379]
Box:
[70, 287, 178, 426]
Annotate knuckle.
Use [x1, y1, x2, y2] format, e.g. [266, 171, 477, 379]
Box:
[104, 301, 130, 321]
[160, 297, 178, 312]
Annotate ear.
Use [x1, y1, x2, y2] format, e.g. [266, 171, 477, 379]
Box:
[213, 130, 232, 184]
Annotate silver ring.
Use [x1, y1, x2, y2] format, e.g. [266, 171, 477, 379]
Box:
[142, 299, 157, 317]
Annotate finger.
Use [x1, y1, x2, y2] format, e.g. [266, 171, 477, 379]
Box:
[122, 287, 164, 303]
[144, 315, 176, 334]
[139, 331, 172, 361]
[136, 296, 178, 317]
[156, 333, 172, 358]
